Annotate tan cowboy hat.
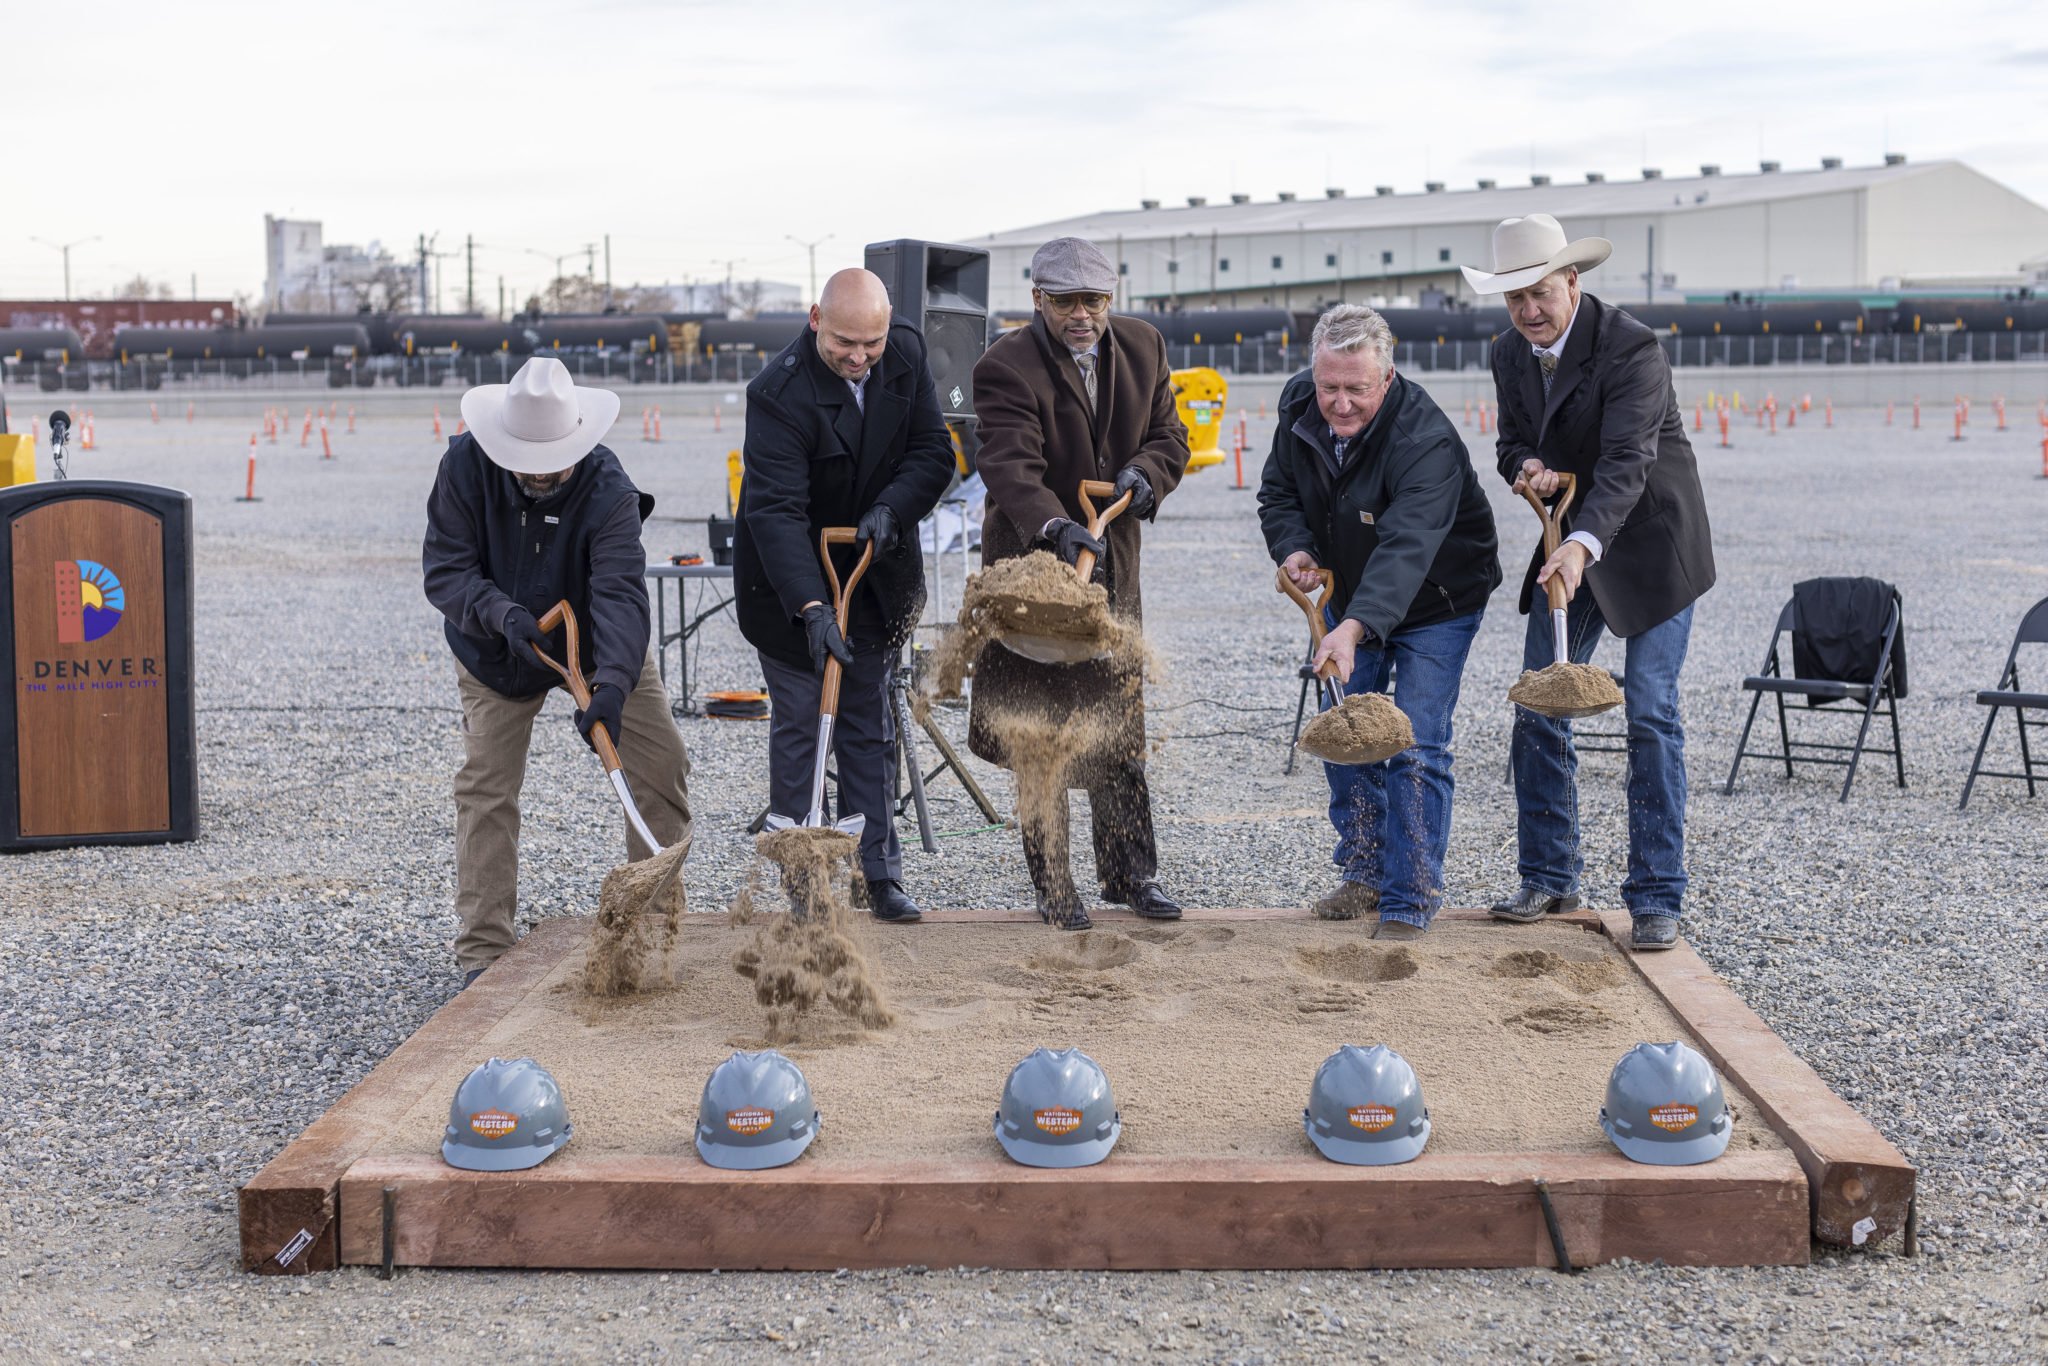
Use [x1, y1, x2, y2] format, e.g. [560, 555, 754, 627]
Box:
[1460, 214, 1612, 295]
[459, 356, 621, 474]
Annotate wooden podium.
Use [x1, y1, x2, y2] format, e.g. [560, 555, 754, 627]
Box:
[1, 481, 197, 849]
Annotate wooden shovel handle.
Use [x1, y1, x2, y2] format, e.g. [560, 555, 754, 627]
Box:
[1276, 566, 1341, 680]
[1073, 479, 1134, 583]
[533, 600, 624, 775]
[817, 527, 874, 718]
[1518, 471, 1579, 614]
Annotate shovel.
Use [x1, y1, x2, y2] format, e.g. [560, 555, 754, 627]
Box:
[763, 527, 874, 839]
[997, 478, 1134, 665]
[1277, 565, 1346, 715]
[1279, 565, 1415, 765]
[1524, 471, 1580, 671]
[1508, 472, 1624, 720]
[529, 600, 666, 856]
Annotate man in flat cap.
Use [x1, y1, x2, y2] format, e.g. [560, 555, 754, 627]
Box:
[967, 237, 1191, 929]
[1462, 214, 1715, 952]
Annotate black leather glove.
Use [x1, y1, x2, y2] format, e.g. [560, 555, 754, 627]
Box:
[854, 502, 899, 555]
[574, 682, 625, 753]
[1045, 518, 1106, 569]
[1112, 466, 1156, 519]
[801, 602, 854, 676]
[501, 605, 554, 666]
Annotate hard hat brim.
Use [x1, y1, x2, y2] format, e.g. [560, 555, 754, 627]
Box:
[695, 1128, 818, 1172]
[1601, 1116, 1732, 1166]
[440, 1129, 571, 1172]
[1304, 1114, 1430, 1166]
[994, 1120, 1121, 1169]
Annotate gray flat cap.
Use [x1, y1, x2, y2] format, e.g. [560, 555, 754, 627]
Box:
[1031, 237, 1117, 294]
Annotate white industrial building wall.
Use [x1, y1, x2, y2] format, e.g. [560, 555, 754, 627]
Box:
[1866, 162, 2048, 283]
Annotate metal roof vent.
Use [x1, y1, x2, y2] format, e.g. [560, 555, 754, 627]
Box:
[1700, 164, 1721, 176]
[1476, 178, 1496, 190]
[1140, 198, 1160, 210]
[1821, 157, 1843, 170]
[1584, 172, 1605, 183]
[1186, 196, 1207, 207]
[1375, 185, 1395, 196]
[1641, 168, 1663, 180]
[1277, 191, 1296, 201]
[1325, 187, 1346, 198]
[1759, 160, 1781, 173]
[1885, 152, 1907, 165]
[1424, 181, 1445, 192]
[1229, 193, 1251, 204]
[1530, 174, 1551, 186]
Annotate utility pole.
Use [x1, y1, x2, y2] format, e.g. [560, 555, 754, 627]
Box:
[786, 235, 832, 306]
[416, 234, 430, 314]
[497, 276, 504, 322]
[604, 234, 612, 310]
[585, 243, 597, 278]
[190, 273, 197, 302]
[1643, 224, 1656, 304]
[466, 234, 475, 314]
[31, 236, 100, 301]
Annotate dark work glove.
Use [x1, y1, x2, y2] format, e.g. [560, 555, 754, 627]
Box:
[1045, 517, 1106, 569]
[574, 682, 625, 754]
[501, 605, 554, 666]
[855, 502, 900, 555]
[801, 602, 854, 676]
[1112, 466, 1156, 519]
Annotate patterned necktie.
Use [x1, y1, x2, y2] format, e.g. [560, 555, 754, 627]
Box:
[1075, 352, 1098, 411]
[1538, 351, 1558, 398]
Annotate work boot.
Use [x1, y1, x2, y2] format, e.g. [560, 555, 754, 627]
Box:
[1109, 879, 1182, 920]
[1488, 887, 1582, 924]
[1037, 896, 1092, 932]
[866, 879, 923, 924]
[1630, 914, 1680, 951]
[1372, 918, 1426, 941]
[1313, 882, 1379, 921]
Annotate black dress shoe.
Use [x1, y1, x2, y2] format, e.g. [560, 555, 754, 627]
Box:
[461, 968, 485, 990]
[1110, 879, 1183, 920]
[1487, 887, 1583, 924]
[1037, 897, 1092, 931]
[1631, 914, 1680, 950]
[865, 878, 923, 924]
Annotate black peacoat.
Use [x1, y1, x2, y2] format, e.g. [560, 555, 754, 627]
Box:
[1491, 292, 1716, 638]
[733, 321, 956, 672]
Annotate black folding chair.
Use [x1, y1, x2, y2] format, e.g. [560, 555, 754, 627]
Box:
[1959, 595, 2048, 809]
[1724, 580, 1907, 802]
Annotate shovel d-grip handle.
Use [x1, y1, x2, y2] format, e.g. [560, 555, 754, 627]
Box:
[1518, 471, 1580, 615]
[1277, 566, 1341, 681]
[1073, 479, 1134, 584]
[817, 527, 874, 719]
[532, 600, 625, 776]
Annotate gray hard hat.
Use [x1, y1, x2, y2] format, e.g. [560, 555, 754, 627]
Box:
[695, 1049, 821, 1171]
[441, 1057, 573, 1172]
[1600, 1041, 1732, 1166]
[994, 1047, 1120, 1168]
[1302, 1043, 1430, 1165]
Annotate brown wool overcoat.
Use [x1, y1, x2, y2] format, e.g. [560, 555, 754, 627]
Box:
[966, 313, 1190, 774]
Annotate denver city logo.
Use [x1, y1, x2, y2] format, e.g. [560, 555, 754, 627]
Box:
[26, 556, 160, 694]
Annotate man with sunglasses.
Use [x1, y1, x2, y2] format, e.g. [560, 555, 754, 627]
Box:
[967, 237, 1191, 929]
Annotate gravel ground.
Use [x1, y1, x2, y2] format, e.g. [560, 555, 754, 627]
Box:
[3, 395, 2046, 1363]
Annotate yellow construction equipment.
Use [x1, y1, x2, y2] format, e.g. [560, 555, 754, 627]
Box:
[0, 434, 34, 486]
[1172, 367, 1228, 471]
[726, 450, 743, 515]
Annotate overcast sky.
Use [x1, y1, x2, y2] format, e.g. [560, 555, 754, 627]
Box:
[5, 0, 2043, 306]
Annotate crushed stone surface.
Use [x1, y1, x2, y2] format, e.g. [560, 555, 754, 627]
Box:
[2, 402, 2044, 1363]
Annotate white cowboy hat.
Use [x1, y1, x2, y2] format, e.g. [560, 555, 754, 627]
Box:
[459, 356, 621, 474]
[1459, 214, 1612, 295]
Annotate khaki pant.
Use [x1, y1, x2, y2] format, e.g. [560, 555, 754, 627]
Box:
[452, 649, 692, 973]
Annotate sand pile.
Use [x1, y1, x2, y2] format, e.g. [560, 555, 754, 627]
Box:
[1297, 691, 1414, 765]
[581, 841, 689, 997]
[1508, 662, 1625, 719]
[730, 826, 893, 1042]
[927, 551, 1128, 697]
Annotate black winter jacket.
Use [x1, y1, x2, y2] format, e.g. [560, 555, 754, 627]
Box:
[1259, 369, 1501, 642]
[423, 434, 653, 700]
[734, 321, 955, 671]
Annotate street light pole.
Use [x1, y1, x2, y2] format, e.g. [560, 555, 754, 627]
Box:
[31, 236, 101, 301]
[787, 235, 832, 306]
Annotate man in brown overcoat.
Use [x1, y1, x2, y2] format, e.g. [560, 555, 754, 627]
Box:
[966, 236, 1191, 929]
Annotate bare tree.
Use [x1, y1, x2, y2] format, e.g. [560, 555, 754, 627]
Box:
[109, 275, 177, 300]
[533, 274, 610, 314]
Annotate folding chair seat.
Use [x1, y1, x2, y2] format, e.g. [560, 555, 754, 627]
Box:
[1959, 595, 2048, 808]
[1723, 577, 1907, 802]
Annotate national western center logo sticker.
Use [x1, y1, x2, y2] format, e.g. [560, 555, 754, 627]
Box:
[1033, 1106, 1082, 1135]
[1347, 1104, 1396, 1132]
[726, 1106, 775, 1135]
[469, 1108, 519, 1140]
[1649, 1103, 1700, 1132]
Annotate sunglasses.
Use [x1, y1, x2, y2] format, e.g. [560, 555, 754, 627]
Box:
[1043, 292, 1112, 314]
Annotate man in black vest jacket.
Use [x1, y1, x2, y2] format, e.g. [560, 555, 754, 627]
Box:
[1260, 305, 1500, 939]
[733, 268, 955, 922]
[424, 357, 692, 986]
[1463, 214, 1716, 951]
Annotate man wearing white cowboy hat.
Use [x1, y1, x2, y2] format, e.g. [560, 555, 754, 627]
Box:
[424, 355, 692, 986]
[1462, 214, 1715, 952]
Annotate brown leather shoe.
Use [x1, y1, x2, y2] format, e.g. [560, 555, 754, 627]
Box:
[1372, 918, 1426, 941]
[1313, 882, 1379, 921]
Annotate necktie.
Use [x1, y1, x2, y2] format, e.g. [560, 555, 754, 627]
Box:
[1539, 351, 1558, 398]
[1075, 352, 1098, 412]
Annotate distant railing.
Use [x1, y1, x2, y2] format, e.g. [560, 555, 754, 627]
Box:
[1160, 333, 2048, 375]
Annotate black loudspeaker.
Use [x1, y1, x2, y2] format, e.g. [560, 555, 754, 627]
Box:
[864, 239, 989, 422]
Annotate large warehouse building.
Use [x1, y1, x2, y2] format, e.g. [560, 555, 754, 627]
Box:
[976, 158, 2048, 314]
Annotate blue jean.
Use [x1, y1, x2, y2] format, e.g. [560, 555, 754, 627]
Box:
[1511, 595, 1693, 918]
[1323, 608, 1485, 928]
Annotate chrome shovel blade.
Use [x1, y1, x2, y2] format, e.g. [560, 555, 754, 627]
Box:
[997, 633, 1110, 665]
[609, 768, 665, 856]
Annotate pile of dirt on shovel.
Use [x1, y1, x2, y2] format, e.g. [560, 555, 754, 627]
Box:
[927, 550, 1129, 698]
[1297, 691, 1414, 765]
[730, 827, 894, 1042]
[1508, 662, 1625, 719]
[581, 842, 689, 997]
